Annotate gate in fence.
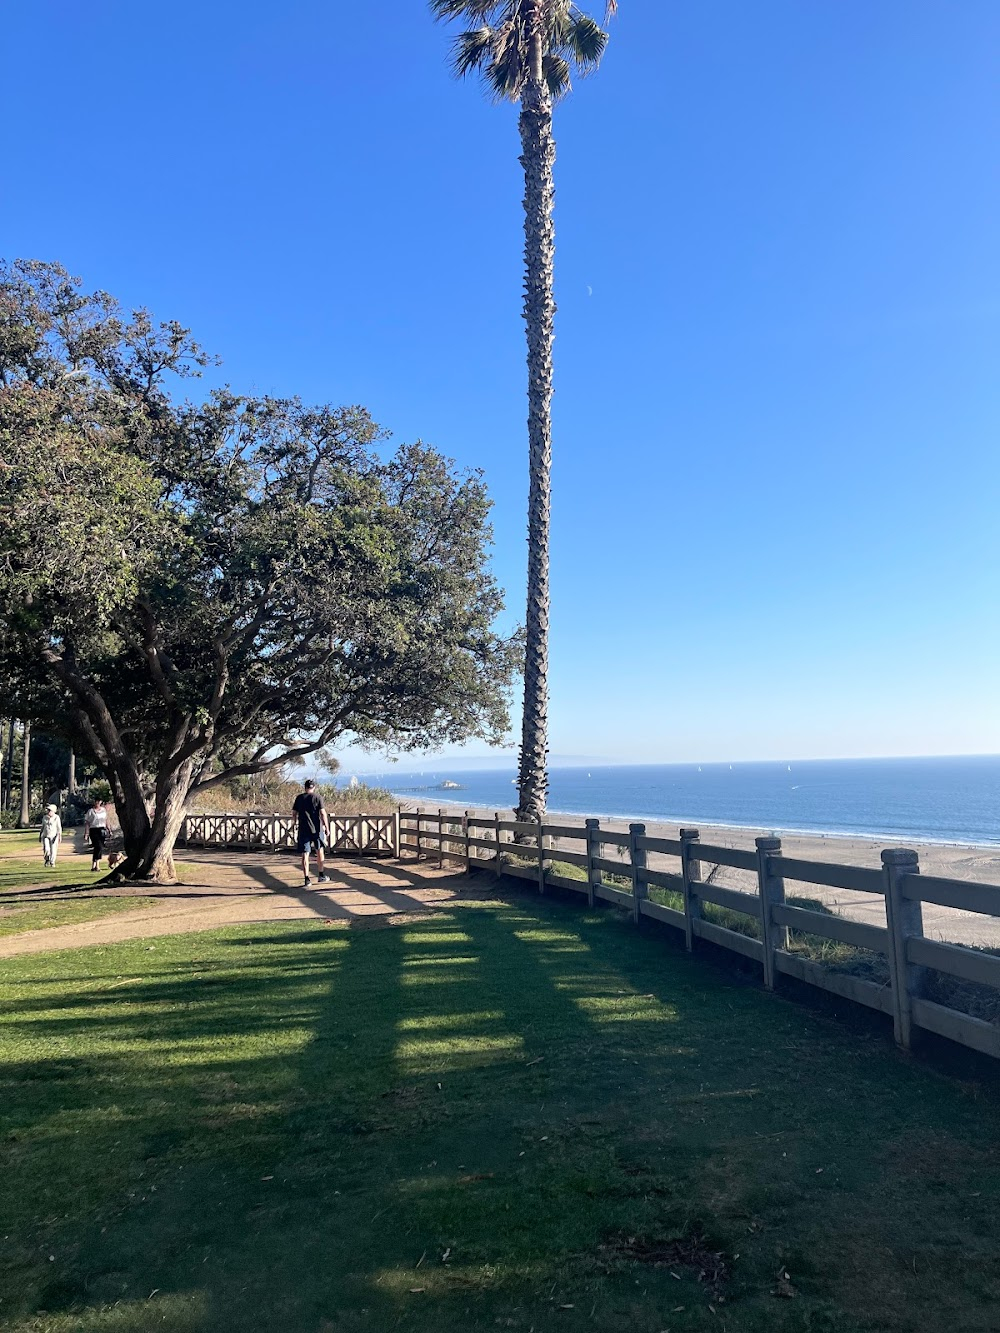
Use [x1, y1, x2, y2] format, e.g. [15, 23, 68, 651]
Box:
[179, 811, 399, 857]
[398, 806, 1000, 1063]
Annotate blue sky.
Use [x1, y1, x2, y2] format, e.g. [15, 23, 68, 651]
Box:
[4, 1, 998, 767]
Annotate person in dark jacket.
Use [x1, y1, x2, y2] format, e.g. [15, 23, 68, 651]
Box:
[292, 779, 330, 888]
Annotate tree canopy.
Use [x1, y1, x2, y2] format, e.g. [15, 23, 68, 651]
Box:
[0, 260, 519, 878]
[431, 0, 615, 101]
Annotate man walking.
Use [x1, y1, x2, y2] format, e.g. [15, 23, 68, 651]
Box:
[292, 779, 330, 888]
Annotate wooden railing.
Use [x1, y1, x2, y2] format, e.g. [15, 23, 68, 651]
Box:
[179, 811, 399, 856]
[399, 808, 1000, 1061]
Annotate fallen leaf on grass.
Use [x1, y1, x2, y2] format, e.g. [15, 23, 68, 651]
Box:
[773, 1268, 796, 1298]
[409, 1287, 425, 1294]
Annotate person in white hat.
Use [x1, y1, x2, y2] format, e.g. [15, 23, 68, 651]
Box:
[40, 804, 63, 867]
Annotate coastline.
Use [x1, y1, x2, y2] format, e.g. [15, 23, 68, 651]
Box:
[392, 792, 1000, 887]
[378, 756, 1000, 853]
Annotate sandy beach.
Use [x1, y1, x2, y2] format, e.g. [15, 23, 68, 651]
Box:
[398, 796, 1000, 947]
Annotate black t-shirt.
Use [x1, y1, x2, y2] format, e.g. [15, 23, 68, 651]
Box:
[293, 792, 324, 836]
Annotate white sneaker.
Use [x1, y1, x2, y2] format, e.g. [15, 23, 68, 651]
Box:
[303, 876, 312, 887]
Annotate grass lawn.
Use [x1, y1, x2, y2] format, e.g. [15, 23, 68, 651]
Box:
[0, 833, 155, 937]
[2, 890, 1000, 1332]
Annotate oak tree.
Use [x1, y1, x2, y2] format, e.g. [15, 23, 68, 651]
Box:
[0, 261, 518, 880]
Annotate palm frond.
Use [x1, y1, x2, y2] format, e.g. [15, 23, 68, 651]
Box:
[548, 2, 574, 49]
[430, 0, 504, 20]
[453, 26, 496, 77]
[542, 52, 572, 97]
[561, 13, 607, 66]
[487, 29, 528, 101]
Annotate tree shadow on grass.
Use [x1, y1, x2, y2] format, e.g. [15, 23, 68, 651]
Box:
[5, 896, 1000, 1332]
[235, 861, 457, 923]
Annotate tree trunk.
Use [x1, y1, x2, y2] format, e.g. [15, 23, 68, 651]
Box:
[115, 788, 154, 869]
[18, 721, 31, 827]
[114, 759, 194, 883]
[515, 71, 555, 825]
[3, 718, 15, 811]
[68, 750, 77, 796]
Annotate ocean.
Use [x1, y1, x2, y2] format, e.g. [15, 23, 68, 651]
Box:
[354, 756, 1000, 847]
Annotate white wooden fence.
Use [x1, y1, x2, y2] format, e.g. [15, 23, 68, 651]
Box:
[399, 808, 1000, 1062]
[179, 811, 399, 856]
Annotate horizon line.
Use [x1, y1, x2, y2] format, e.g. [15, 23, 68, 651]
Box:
[337, 750, 1000, 774]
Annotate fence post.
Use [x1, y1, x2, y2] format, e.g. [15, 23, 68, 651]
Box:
[494, 812, 502, 879]
[537, 820, 546, 894]
[680, 828, 702, 952]
[755, 836, 786, 990]
[463, 810, 471, 875]
[630, 823, 647, 927]
[882, 848, 925, 1050]
[438, 809, 445, 869]
[585, 818, 600, 907]
[392, 808, 401, 859]
[415, 810, 422, 861]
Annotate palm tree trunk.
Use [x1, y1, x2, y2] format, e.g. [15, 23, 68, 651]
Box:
[18, 721, 31, 827]
[515, 66, 556, 824]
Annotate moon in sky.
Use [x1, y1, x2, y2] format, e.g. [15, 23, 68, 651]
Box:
[586, 285, 593, 296]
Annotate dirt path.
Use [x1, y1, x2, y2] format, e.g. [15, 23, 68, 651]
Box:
[8, 835, 998, 957]
[0, 849, 473, 957]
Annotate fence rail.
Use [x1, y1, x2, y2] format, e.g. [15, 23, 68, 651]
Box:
[398, 806, 1000, 1061]
[180, 812, 399, 857]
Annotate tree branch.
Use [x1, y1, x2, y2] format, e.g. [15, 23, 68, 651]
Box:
[190, 704, 355, 794]
[137, 599, 179, 708]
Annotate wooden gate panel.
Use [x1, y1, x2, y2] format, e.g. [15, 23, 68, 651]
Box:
[179, 812, 395, 856]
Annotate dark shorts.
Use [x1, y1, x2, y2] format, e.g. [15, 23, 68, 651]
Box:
[297, 832, 323, 854]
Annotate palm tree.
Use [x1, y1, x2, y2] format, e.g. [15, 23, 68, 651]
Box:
[431, 0, 616, 823]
